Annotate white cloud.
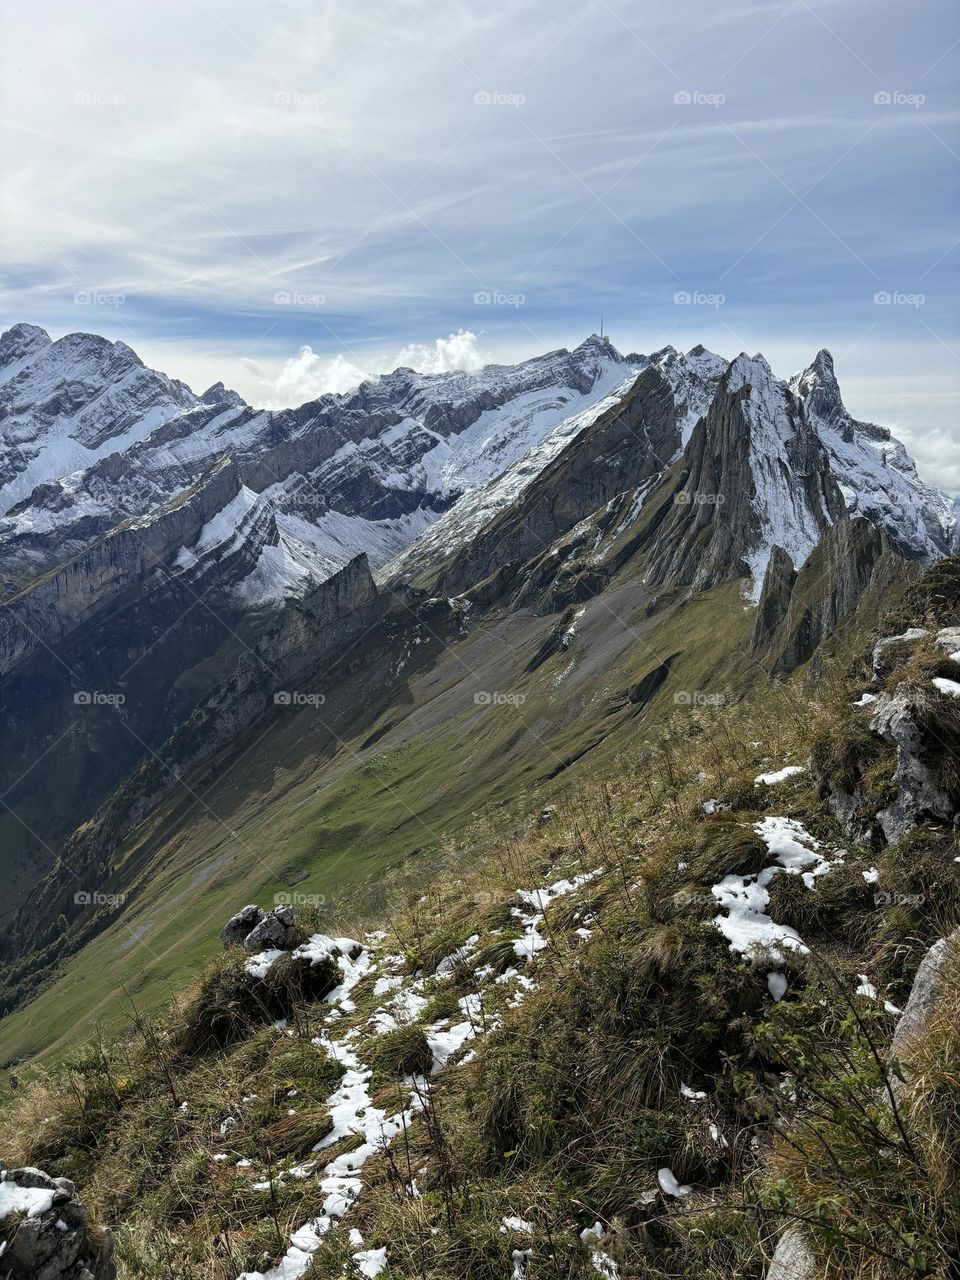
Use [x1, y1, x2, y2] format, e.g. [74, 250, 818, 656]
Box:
[262, 330, 489, 406]
[4, 0, 957, 479]
[394, 330, 488, 375]
[271, 347, 370, 402]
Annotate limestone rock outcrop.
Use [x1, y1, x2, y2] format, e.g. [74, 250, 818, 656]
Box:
[0, 1163, 115, 1280]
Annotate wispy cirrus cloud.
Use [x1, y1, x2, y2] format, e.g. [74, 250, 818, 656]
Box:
[1, 0, 958, 481]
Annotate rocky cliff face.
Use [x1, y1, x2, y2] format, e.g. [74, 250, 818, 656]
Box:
[644, 355, 847, 597]
[752, 517, 917, 673]
[790, 349, 958, 561]
[0, 456, 242, 677]
[8, 554, 382, 959]
[387, 343, 726, 589]
[434, 359, 688, 600]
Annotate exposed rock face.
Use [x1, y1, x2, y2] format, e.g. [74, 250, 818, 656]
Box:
[870, 689, 955, 841]
[0, 1163, 115, 1279]
[812, 616, 959, 843]
[791, 349, 958, 560]
[752, 519, 915, 673]
[220, 904, 266, 948]
[889, 929, 958, 1096]
[751, 546, 798, 654]
[8, 554, 383, 960]
[243, 906, 296, 952]
[645, 355, 846, 596]
[0, 456, 241, 678]
[437, 360, 686, 600]
[765, 1227, 816, 1280]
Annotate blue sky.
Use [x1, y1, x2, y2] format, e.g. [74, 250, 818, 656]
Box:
[3, 0, 959, 483]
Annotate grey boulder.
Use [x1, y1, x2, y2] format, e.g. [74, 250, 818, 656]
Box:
[934, 626, 960, 657]
[870, 689, 954, 841]
[0, 1165, 115, 1280]
[871, 628, 929, 676]
[243, 905, 297, 952]
[889, 929, 959, 1099]
[220, 904, 265, 949]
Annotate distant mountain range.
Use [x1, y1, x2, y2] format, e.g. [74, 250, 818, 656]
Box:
[1, 323, 954, 617]
[0, 319, 956, 1048]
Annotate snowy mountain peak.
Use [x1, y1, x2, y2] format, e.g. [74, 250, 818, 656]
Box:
[200, 381, 246, 408]
[805, 346, 837, 384]
[789, 349, 847, 431]
[0, 321, 51, 360]
[646, 346, 849, 598]
[787, 349, 958, 559]
[0, 323, 53, 384]
[627, 344, 727, 445]
[652, 343, 725, 381]
[726, 351, 776, 392]
[0, 325, 201, 515]
[572, 333, 621, 360]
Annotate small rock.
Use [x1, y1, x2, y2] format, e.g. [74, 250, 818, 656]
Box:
[871, 628, 929, 676]
[243, 907, 296, 952]
[626, 1188, 663, 1225]
[220, 904, 265, 949]
[766, 1226, 816, 1279]
[7, 1167, 56, 1190]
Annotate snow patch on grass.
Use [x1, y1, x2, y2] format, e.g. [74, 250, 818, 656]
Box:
[754, 765, 804, 785]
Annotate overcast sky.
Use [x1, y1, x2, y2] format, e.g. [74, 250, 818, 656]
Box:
[2, 0, 958, 486]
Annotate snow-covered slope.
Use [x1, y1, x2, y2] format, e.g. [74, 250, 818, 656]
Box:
[790, 349, 958, 561]
[0, 324, 200, 514]
[0, 326, 633, 610]
[1, 324, 955, 628]
[383, 368, 642, 581]
[385, 344, 728, 583]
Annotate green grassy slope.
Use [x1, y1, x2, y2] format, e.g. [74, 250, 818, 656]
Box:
[0, 566, 759, 1078]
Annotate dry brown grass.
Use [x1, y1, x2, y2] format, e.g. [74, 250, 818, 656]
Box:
[2, 647, 958, 1278]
